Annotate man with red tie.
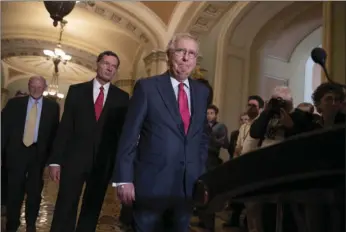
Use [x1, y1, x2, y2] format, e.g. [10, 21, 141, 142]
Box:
[113, 33, 210, 232]
[48, 51, 129, 232]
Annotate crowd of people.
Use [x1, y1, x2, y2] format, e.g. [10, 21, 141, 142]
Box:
[196, 81, 345, 232]
[1, 31, 345, 232]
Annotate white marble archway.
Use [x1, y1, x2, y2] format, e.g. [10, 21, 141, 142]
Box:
[212, 1, 322, 131]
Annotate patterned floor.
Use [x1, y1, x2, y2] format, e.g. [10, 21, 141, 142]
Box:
[1, 168, 240, 232]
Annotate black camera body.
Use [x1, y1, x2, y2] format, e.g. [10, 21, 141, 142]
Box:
[268, 97, 286, 115]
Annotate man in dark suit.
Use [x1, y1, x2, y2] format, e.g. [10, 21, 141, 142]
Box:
[1, 76, 60, 232]
[1, 90, 29, 217]
[48, 51, 129, 232]
[113, 33, 210, 232]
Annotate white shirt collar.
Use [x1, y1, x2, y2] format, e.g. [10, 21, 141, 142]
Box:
[170, 77, 190, 89]
[93, 78, 110, 91]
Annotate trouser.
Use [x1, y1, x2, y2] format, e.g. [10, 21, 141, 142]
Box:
[120, 205, 133, 225]
[6, 144, 44, 231]
[50, 161, 112, 232]
[197, 154, 223, 231]
[1, 159, 8, 206]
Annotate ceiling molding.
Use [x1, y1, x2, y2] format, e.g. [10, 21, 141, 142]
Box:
[76, 1, 150, 45]
[2, 55, 95, 87]
[1, 38, 97, 71]
[188, 2, 235, 37]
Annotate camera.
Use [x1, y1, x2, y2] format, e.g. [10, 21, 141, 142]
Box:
[268, 97, 286, 115]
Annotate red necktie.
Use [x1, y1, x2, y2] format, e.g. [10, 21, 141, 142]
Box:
[178, 83, 190, 134]
[95, 86, 104, 121]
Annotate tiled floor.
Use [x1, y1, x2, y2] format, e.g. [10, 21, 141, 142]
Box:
[1, 168, 241, 232]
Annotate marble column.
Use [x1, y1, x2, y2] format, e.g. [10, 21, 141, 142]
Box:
[114, 79, 135, 95]
[322, 1, 346, 84]
[143, 50, 167, 76]
[1, 87, 9, 109]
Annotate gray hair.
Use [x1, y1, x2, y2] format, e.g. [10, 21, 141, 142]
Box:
[28, 76, 47, 87]
[271, 86, 292, 102]
[271, 85, 293, 111]
[166, 33, 199, 54]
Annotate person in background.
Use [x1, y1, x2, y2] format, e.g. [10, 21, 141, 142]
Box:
[234, 95, 264, 157]
[227, 113, 248, 160]
[312, 82, 345, 127]
[223, 112, 249, 229]
[197, 104, 229, 231]
[2, 76, 60, 232]
[296, 102, 314, 114]
[304, 82, 346, 232]
[296, 102, 321, 125]
[1, 90, 30, 217]
[206, 104, 229, 167]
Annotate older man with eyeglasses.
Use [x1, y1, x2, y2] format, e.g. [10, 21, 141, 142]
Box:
[113, 33, 210, 232]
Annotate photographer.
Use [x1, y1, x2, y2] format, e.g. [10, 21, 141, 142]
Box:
[250, 86, 317, 146]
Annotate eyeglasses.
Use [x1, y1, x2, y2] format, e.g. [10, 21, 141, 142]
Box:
[173, 48, 197, 59]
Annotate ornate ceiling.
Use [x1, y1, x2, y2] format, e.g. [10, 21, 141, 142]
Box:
[1, 1, 230, 95]
[1, 1, 321, 99]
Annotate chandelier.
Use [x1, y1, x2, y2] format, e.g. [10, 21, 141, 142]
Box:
[43, 71, 64, 99]
[42, 20, 70, 100]
[43, 20, 71, 65]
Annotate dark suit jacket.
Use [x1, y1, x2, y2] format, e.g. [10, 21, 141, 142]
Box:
[113, 73, 210, 205]
[228, 130, 239, 159]
[1, 96, 60, 167]
[48, 80, 129, 174]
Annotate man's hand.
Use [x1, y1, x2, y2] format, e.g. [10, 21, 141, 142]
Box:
[49, 166, 61, 182]
[279, 109, 294, 128]
[116, 183, 135, 205]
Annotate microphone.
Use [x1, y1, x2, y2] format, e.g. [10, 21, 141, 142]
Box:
[310, 47, 346, 88]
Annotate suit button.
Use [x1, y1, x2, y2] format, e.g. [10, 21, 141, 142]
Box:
[180, 161, 185, 166]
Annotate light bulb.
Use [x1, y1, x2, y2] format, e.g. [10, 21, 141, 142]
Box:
[54, 48, 65, 57]
[43, 49, 55, 57]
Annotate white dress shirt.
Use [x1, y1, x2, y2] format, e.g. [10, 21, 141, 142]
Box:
[112, 77, 191, 187]
[49, 78, 110, 167]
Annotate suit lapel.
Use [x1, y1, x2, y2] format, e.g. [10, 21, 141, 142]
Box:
[187, 78, 199, 137]
[37, 98, 48, 141]
[156, 73, 185, 135]
[19, 96, 30, 135]
[85, 80, 97, 124]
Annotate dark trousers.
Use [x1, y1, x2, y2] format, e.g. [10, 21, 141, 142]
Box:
[50, 162, 111, 232]
[120, 205, 133, 225]
[198, 154, 223, 231]
[6, 144, 45, 231]
[132, 202, 192, 232]
[1, 159, 8, 206]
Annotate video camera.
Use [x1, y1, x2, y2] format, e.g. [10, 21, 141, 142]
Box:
[267, 97, 287, 116]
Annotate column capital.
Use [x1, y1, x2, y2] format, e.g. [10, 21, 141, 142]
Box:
[143, 50, 167, 66]
[114, 79, 135, 95]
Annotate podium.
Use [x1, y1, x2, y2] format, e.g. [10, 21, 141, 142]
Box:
[193, 125, 345, 232]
